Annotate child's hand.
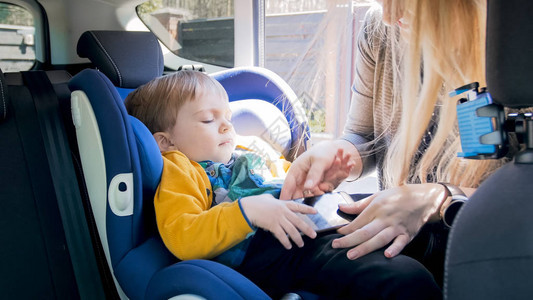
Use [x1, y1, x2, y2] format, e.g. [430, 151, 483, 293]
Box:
[240, 194, 318, 249]
[318, 148, 355, 193]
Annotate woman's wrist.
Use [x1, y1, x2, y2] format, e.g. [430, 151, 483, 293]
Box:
[428, 183, 449, 223]
[436, 183, 469, 227]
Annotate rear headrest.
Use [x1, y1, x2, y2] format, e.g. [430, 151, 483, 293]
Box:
[0, 68, 7, 121]
[486, 0, 533, 108]
[77, 31, 164, 88]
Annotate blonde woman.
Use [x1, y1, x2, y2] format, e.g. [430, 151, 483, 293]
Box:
[282, 0, 504, 285]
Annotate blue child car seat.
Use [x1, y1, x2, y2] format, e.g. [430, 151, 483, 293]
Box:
[445, 0, 533, 298]
[69, 30, 309, 299]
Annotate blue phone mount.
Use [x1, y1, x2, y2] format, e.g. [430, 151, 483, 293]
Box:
[452, 82, 533, 163]
[451, 82, 507, 159]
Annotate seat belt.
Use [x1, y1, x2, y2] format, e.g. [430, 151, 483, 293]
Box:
[5, 79, 78, 297]
[20, 71, 106, 299]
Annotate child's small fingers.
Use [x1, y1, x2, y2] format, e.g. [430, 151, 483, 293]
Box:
[318, 182, 335, 193]
[271, 226, 292, 250]
[287, 212, 317, 239]
[287, 201, 317, 214]
[282, 220, 305, 247]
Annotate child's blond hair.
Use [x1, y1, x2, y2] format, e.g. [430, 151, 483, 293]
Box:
[125, 70, 227, 134]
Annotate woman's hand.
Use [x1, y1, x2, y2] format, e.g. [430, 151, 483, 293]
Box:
[332, 183, 446, 259]
[280, 140, 358, 200]
[240, 194, 318, 249]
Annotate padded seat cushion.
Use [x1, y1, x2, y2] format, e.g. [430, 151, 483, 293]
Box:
[230, 99, 291, 157]
[129, 116, 163, 195]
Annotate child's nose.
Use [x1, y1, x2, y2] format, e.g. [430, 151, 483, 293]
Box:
[220, 119, 233, 132]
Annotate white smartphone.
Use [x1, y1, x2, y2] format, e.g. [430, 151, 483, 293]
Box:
[294, 191, 365, 233]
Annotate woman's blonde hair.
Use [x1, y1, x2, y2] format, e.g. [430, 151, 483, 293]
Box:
[124, 70, 227, 134]
[382, 0, 505, 188]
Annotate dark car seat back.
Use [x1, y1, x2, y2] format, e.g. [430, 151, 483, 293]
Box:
[445, 0, 533, 299]
[0, 66, 107, 298]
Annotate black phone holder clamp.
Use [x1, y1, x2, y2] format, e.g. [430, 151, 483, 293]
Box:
[450, 82, 533, 164]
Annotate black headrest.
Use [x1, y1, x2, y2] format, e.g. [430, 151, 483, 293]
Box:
[486, 0, 533, 108]
[77, 31, 164, 88]
[0, 68, 7, 121]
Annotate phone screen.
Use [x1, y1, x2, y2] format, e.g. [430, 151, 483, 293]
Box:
[294, 192, 365, 233]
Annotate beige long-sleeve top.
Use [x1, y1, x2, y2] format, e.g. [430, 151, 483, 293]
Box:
[341, 5, 398, 186]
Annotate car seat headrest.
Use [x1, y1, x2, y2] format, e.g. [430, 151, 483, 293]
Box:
[77, 31, 164, 88]
[0, 68, 7, 121]
[486, 0, 533, 108]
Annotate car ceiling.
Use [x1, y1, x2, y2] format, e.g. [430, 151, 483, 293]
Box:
[33, 0, 146, 65]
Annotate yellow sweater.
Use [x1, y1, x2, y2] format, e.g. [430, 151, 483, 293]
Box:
[155, 151, 253, 261]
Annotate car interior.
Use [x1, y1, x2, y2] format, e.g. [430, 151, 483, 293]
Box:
[0, 0, 532, 299]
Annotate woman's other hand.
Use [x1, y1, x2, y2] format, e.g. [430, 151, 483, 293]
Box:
[280, 140, 360, 200]
[332, 183, 446, 259]
[240, 194, 317, 249]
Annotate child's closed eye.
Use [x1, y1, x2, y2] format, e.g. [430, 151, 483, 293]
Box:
[201, 119, 214, 124]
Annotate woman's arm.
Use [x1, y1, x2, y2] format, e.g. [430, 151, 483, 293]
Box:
[280, 7, 384, 199]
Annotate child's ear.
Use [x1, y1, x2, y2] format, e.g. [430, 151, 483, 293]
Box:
[153, 132, 175, 152]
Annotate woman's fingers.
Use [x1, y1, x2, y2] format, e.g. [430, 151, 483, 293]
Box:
[333, 219, 384, 249]
[384, 234, 411, 258]
[342, 226, 398, 260]
[303, 157, 335, 191]
[280, 170, 302, 200]
[336, 194, 374, 222]
[333, 218, 412, 260]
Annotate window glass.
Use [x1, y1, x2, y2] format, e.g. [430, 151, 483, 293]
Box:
[137, 0, 234, 68]
[264, 0, 373, 138]
[0, 3, 35, 71]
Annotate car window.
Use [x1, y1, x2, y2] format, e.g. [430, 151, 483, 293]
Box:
[0, 2, 35, 71]
[137, 0, 234, 68]
[264, 0, 373, 137]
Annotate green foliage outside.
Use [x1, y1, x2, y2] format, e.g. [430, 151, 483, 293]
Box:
[137, 0, 233, 20]
[0, 3, 33, 26]
[308, 109, 326, 133]
[137, 0, 163, 20]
